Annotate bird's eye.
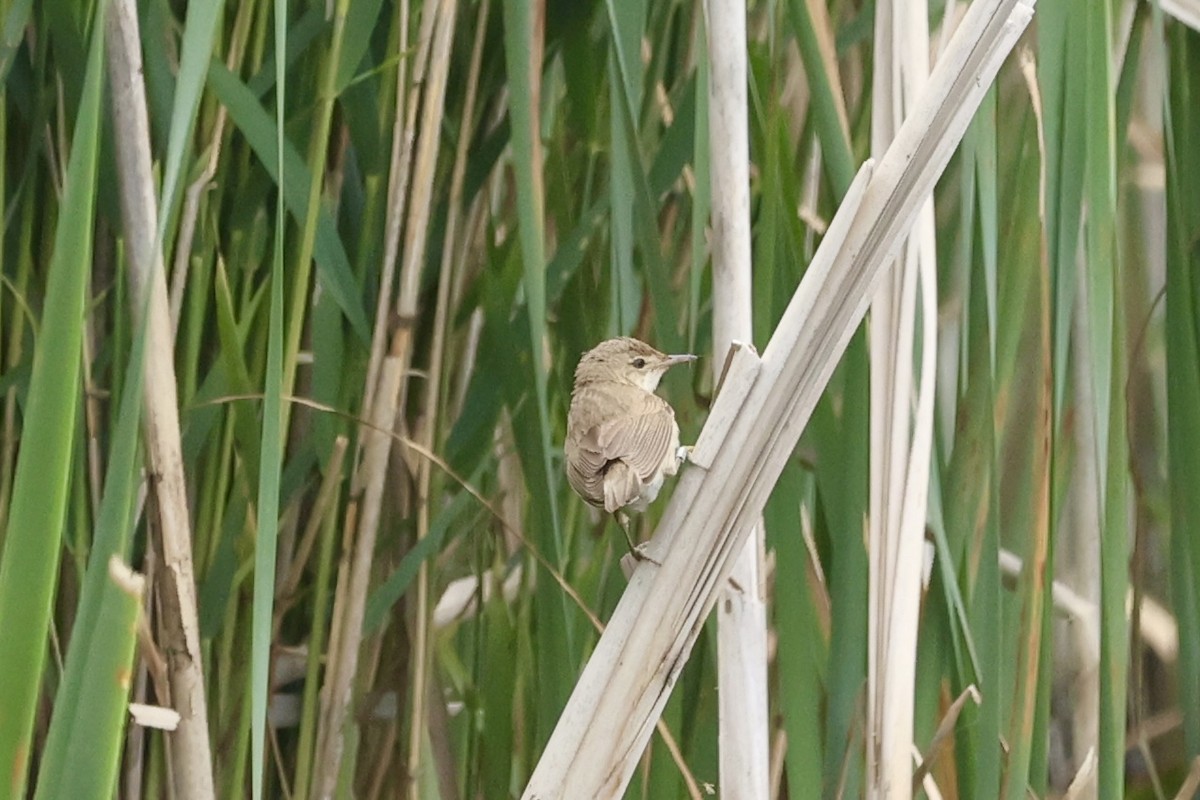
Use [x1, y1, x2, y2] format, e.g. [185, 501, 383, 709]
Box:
[632, 357, 646, 369]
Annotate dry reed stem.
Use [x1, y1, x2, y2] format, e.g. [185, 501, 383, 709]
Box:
[523, 1, 1035, 794]
[704, 0, 770, 794]
[1161, 0, 1200, 32]
[361, 0, 429, 418]
[1061, 748, 1098, 799]
[402, 4, 490, 793]
[909, 684, 981, 792]
[312, 356, 404, 798]
[395, 0, 460, 793]
[313, 0, 456, 792]
[867, 0, 938, 796]
[105, 2, 216, 796]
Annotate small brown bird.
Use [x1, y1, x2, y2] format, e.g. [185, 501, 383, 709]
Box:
[564, 337, 696, 552]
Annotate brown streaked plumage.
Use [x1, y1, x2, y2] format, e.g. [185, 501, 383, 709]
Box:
[564, 338, 695, 548]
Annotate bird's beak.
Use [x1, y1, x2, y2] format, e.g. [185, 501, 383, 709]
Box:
[663, 354, 698, 368]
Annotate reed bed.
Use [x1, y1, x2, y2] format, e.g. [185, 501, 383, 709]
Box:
[0, 0, 1196, 797]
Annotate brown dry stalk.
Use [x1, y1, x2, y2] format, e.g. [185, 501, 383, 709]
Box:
[104, 0, 216, 795]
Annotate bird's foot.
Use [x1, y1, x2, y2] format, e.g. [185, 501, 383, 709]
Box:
[615, 512, 661, 567]
[618, 542, 662, 577]
[676, 444, 694, 464]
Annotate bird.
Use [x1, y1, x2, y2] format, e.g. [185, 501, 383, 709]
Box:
[564, 337, 696, 555]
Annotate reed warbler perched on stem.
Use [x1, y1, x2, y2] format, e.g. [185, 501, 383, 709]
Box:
[564, 337, 696, 554]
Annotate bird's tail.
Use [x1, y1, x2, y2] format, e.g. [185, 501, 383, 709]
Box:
[602, 461, 641, 514]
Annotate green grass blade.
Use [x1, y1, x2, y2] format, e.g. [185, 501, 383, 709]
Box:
[0, 8, 104, 796]
[211, 258, 264, 484]
[810, 344, 868, 799]
[1082, 1, 1127, 793]
[0, 0, 32, 83]
[156, 0, 225, 246]
[249, 1, 288, 795]
[769, 463, 824, 797]
[249, 203, 285, 800]
[958, 213, 1002, 798]
[35, 290, 151, 798]
[1165, 21, 1200, 760]
[606, 0, 644, 334]
[206, 60, 370, 342]
[34, 560, 143, 800]
[1038, 0, 1087, 425]
[603, 0, 681, 349]
[334, 0, 385, 91]
[364, 490, 471, 633]
[501, 0, 573, 747]
[783, 0, 854, 199]
[500, 0, 548, 375]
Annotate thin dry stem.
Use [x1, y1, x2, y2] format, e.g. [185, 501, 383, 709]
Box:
[277, 436, 349, 607]
[362, 0, 429, 418]
[867, 0, 938, 795]
[105, 2, 215, 795]
[704, 0, 771, 793]
[397, 0, 461, 793]
[312, 356, 403, 798]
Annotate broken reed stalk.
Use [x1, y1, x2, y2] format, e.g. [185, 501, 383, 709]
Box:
[105, 2, 216, 797]
[522, 0, 1035, 795]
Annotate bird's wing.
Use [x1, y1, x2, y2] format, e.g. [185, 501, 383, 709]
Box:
[589, 404, 678, 482]
[565, 440, 608, 508]
[568, 393, 679, 512]
[573, 412, 672, 514]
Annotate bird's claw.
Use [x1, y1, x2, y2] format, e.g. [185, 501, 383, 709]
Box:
[619, 542, 662, 576]
[676, 444, 694, 464]
[631, 542, 661, 565]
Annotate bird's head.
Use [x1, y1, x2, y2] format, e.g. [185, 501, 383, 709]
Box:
[573, 337, 697, 393]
